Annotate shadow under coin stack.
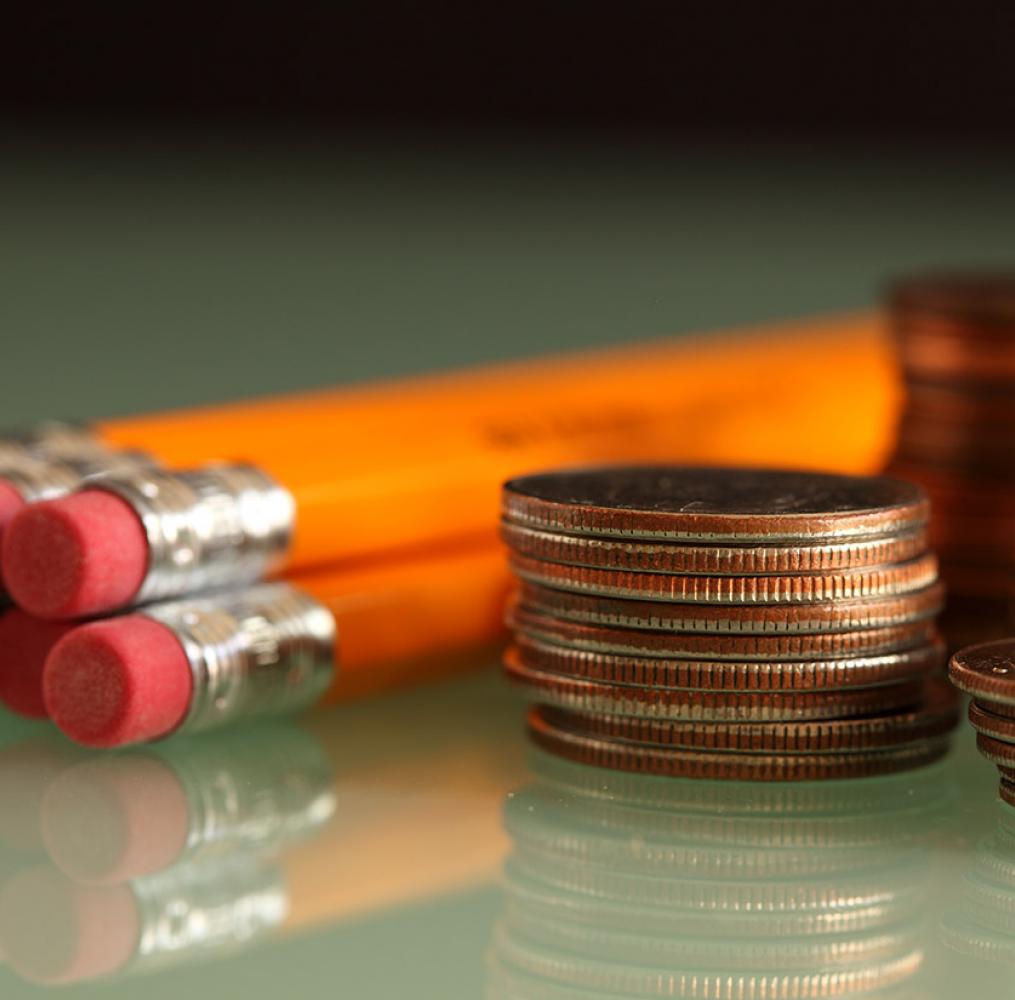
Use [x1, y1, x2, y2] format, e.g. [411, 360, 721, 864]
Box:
[886, 274, 1015, 648]
[949, 639, 1015, 804]
[501, 467, 958, 781]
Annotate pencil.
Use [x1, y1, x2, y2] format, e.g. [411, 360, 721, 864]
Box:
[1, 312, 899, 619]
[42, 542, 513, 747]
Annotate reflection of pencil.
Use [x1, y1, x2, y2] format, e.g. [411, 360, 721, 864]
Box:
[2, 312, 898, 619]
[44, 543, 512, 747]
[0, 673, 524, 985]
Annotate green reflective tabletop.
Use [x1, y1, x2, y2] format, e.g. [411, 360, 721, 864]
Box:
[1, 139, 1015, 998]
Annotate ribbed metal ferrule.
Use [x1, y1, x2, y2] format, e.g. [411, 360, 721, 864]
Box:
[90, 464, 295, 604]
[144, 582, 336, 736]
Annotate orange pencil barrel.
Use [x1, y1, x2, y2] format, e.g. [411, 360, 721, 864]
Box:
[292, 544, 512, 703]
[95, 311, 900, 569]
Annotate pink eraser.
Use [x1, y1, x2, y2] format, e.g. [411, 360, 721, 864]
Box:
[41, 755, 190, 884]
[0, 480, 26, 586]
[0, 610, 76, 718]
[43, 616, 193, 749]
[2, 490, 149, 620]
[0, 867, 139, 984]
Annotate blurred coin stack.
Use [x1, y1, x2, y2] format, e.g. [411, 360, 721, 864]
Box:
[501, 467, 958, 781]
[490, 750, 955, 999]
[886, 274, 1015, 647]
[949, 638, 1015, 804]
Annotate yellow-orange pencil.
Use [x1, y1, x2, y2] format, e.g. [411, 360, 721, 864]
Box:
[1, 311, 899, 619]
[41, 542, 513, 748]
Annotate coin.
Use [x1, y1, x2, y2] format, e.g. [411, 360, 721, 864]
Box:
[512, 631, 944, 691]
[519, 580, 944, 634]
[1001, 778, 1015, 809]
[528, 710, 949, 781]
[503, 467, 929, 543]
[500, 520, 929, 574]
[535, 681, 957, 753]
[948, 640, 1015, 705]
[505, 650, 925, 722]
[508, 552, 938, 604]
[889, 272, 1015, 328]
[508, 602, 941, 661]
[975, 733, 1015, 769]
[968, 701, 1015, 743]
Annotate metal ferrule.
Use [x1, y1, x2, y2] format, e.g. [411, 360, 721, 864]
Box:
[90, 464, 296, 605]
[130, 855, 288, 975]
[0, 420, 100, 468]
[168, 727, 336, 862]
[144, 582, 336, 737]
[0, 448, 158, 505]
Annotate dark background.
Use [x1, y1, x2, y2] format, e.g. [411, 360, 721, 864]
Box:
[3, 5, 1014, 143]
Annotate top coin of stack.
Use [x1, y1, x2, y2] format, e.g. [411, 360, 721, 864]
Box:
[886, 273, 1015, 646]
[949, 638, 1015, 807]
[501, 466, 957, 781]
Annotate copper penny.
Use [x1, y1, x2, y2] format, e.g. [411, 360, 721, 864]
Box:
[527, 711, 950, 781]
[535, 680, 957, 753]
[1001, 778, 1015, 808]
[889, 271, 1015, 329]
[976, 733, 1015, 768]
[968, 701, 1015, 743]
[502, 467, 928, 543]
[949, 640, 1015, 705]
[505, 649, 925, 722]
[508, 551, 938, 605]
[508, 602, 941, 661]
[501, 520, 929, 574]
[519, 580, 944, 634]
[512, 631, 944, 692]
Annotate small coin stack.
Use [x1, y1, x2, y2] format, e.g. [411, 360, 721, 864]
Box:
[491, 751, 954, 999]
[949, 638, 1015, 804]
[501, 466, 958, 781]
[886, 273, 1015, 647]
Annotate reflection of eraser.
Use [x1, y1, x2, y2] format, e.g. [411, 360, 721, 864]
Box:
[2, 490, 148, 619]
[0, 610, 76, 718]
[0, 867, 139, 984]
[42, 755, 190, 884]
[0, 740, 82, 854]
[44, 616, 193, 748]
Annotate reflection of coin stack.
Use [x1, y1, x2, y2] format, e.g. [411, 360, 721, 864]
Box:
[886, 274, 1015, 647]
[490, 750, 955, 998]
[501, 467, 957, 780]
[950, 638, 1015, 805]
[942, 801, 1015, 966]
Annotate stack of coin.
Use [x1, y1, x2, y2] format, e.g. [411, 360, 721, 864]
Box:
[501, 466, 957, 781]
[949, 638, 1015, 803]
[490, 749, 955, 998]
[886, 273, 1015, 646]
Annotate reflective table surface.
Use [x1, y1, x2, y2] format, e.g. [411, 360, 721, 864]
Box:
[0, 669, 1010, 999]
